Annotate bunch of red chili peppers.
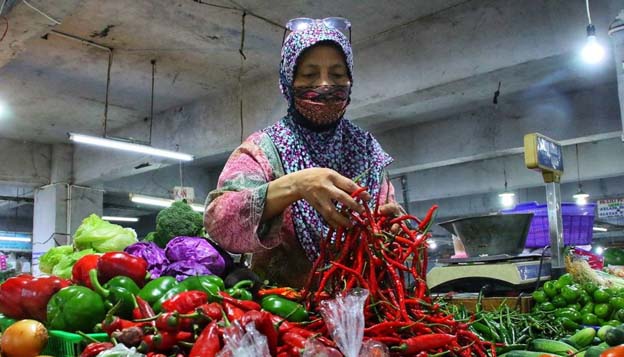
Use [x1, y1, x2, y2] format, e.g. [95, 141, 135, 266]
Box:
[300, 187, 495, 357]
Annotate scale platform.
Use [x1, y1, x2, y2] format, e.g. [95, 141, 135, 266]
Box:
[427, 254, 551, 294]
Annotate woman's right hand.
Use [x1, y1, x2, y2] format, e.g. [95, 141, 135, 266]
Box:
[292, 168, 370, 229]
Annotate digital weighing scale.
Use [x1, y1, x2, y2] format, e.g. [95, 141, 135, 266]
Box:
[427, 254, 551, 294]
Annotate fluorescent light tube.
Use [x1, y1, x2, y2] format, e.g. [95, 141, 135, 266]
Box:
[69, 133, 194, 161]
[130, 194, 204, 213]
[0, 236, 32, 242]
[102, 216, 139, 222]
[593, 227, 607, 232]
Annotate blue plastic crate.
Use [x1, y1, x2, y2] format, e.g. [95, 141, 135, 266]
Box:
[501, 201, 596, 248]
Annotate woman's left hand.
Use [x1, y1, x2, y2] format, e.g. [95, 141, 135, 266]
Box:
[378, 203, 404, 234]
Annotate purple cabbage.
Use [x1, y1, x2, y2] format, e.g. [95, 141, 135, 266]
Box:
[124, 242, 169, 279]
[165, 237, 226, 276]
[163, 260, 214, 282]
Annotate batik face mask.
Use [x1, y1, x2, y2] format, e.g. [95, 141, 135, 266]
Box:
[293, 85, 350, 125]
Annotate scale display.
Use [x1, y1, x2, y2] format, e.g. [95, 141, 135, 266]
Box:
[524, 133, 563, 174]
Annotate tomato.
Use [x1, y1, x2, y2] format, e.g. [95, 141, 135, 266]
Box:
[552, 295, 568, 308]
[611, 297, 624, 311]
[582, 312, 599, 326]
[601, 345, 624, 357]
[595, 304, 612, 319]
[561, 285, 581, 303]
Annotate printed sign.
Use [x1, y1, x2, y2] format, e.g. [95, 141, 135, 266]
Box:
[597, 198, 624, 218]
[173, 186, 195, 203]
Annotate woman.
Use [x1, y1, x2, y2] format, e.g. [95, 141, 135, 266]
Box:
[205, 19, 403, 287]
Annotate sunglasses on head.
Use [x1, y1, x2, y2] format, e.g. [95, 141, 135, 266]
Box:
[282, 17, 352, 45]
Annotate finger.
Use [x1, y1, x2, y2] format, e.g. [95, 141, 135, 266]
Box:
[332, 189, 364, 213]
[391, 223, 400, 234]
[379, 203, 402, 216]
[330, 173, 368, 200]
[318, 198, 351, 229]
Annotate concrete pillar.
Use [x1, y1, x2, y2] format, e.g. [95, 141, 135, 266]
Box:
[31, 144, 104, 275]
[609, 10, 624, 141]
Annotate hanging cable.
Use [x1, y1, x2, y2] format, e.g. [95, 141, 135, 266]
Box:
[103, 50, 113, 137]
[585, 0, 592, 24]
[22, 0, 60, 24]
[0, 0, 6, 16]
[149, 59, 156, 145]
[575, 144, 582, 187]
[238, 11, 246, 143]
[192, 0, 284, 30]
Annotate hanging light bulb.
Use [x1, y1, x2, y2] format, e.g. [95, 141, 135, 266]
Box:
[498, 168, 515, 207]
[581, 1, 605, 64]
[582, 24, 605, 64]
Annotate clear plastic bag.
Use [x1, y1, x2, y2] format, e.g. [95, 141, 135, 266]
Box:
[95, 343, 144, 357]
[302, 338, 343, 357]
[359, 339, 390, 356]
[216, 321, 271, 357]
[319, 288, 369, 357]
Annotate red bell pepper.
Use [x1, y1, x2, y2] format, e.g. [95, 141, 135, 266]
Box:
[0, 274, 71, 321]
[97, 251, 148, 287]
[72, 254, 101, 289]
[189, 320, 221, 357]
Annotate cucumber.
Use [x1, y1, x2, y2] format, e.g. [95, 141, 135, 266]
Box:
[597, 325, 614, 341]
[568, 327, 596, 348]
[528, 338, 578, 356]
[499, 352, 559, 357]
[496, 344, 528, 355]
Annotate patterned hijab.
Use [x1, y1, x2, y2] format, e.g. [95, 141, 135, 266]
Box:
[265, 22, 393, 261]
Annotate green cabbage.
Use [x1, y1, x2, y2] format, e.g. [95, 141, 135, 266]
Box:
[73, 214, 138, 252]
[51, 249, 96, 279]
[39, 245, 74, 274]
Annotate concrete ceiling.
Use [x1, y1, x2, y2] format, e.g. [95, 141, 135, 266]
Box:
[0, 0, 466, 144]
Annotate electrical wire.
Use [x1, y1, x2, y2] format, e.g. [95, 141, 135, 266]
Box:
[238, 12, 246, 143]
[22, 0, 60, 24]
[585, 0, 592, 24]
[0, 16, 7, 42]
[192, 0, 285, 30]
[149, 59, 156, 145]
[0, 0, 6, 16]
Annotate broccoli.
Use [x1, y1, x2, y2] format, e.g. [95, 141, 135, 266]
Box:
[154, 200, 204, 248]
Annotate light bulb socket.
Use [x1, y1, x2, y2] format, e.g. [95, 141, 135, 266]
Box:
[586, 24, 596, 37]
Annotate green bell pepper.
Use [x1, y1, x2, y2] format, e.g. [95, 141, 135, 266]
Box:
[204, 275, 225, 291]
[47, 286, 106, 332]
[89, 270, 136, 319]
[260, 294, 308, 322]
[544, 281, 558, 297]
[106, 276, 140, 295]
[0, 313, 16, 332]
[181, 276, 221, 295]
[138, 276, 179, 305]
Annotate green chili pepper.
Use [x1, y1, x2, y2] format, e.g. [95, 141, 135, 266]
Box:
[0, 314, 16, 332]
[225, 279, 253, 300]
[138, 276, 179, 305]
[261, 295, 308, 322]
[180, 276, 220, 295]
[47, 286, 106, 333]
[204, 275, 225, 291]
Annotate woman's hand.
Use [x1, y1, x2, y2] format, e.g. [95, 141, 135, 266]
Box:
[378, 203, 404, 234]
[292, 168, 369, 229]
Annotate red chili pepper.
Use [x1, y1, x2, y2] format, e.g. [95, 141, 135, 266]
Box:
[72, 254, 101, 289]
[241, 310, 278, 355]
[390, 334, 456, 354]
[80, 342, 115, 357]
[97, 251, 148, 287]
[190, 302, 223, 320]
[0, 274, 71, 321]
[152, 331, 178, 352]
[281, 330, 308, 349]
[155, 311, 181, 332]
[418, 204, 438, 230]
[257, 287, 302, 300]
[223, 301, 244, 321]
[162, 291, 208, 313]
[189, 320, 221, 357]
[135, 295, 156, 319]
[216, 291, 261, 311]
[102, 315, 142, 335]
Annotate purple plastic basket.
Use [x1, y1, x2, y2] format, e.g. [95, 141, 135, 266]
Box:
[501, 202, 596, 248]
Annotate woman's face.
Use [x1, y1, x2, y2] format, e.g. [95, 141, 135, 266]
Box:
[293, 44, 350, 88]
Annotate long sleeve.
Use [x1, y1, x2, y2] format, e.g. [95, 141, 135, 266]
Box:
[204, 132, 286, 253]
